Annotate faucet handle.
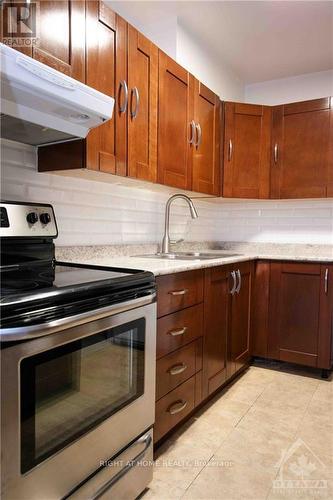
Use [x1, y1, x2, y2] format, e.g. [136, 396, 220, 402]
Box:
[170, 238, 184, 245]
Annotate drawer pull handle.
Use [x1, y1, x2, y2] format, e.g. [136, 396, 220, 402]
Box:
[168, 400, 188, 415]
[169, 289, 188, 296]
[168, 363, 188, 376]
[168, 327, 187, 337]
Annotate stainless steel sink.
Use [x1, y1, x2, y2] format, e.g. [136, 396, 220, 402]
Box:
[134, 252, 241, 261]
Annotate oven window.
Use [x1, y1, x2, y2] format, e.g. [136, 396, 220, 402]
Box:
[20, 318, 145, 473]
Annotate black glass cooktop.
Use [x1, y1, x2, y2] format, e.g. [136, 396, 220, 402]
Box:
[0, 261, 155, 330]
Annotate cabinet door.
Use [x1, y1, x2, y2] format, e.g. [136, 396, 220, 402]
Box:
[271, 98, 332, 199]
[202, 267, 229, 398]
[157, 51, 193, 190]
[86, 1, 127, 174]
[318, 265, 333, 369]
[268, 262, 323, 367]
[1, 0, 85, 81]
[228, 262, 252, 376]
[223, 103, 271, 199]
[192, 81, 221, 195]
[251, 261, 270, 358]
[127, 25, 158, 182]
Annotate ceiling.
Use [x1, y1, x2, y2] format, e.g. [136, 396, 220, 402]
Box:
[110, 1, 333, 83]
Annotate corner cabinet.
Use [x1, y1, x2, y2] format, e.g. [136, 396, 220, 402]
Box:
[271, 97, 333, 199]
[203, 261, 253, 399]
[268, 262, 333, 369]
[223, 102, 271, 199]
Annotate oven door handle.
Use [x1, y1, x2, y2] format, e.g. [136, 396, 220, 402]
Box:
[0, 293, 156, 341]
[92, 432, 152, 500]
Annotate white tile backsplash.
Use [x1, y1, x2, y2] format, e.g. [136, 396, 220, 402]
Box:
[1, 139, 332, 246]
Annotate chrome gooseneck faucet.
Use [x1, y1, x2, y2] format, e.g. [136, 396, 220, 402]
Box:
[161, 194, 198, 254]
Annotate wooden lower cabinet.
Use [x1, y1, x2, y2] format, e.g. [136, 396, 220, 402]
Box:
[228, 262, 253, 377]
[203, 261, 253, 398]
[202, 266, 229, 398]
[268, 262, 333, 369]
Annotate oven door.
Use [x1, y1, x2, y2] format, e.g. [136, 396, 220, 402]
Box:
[1, 301, 156, 500]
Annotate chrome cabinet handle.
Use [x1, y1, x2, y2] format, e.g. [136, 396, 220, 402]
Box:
[325, 268, 329, 294]
[230, 271, 237, 295]
[169, 289, 188, 296]
[130, 86, 139, 118]
[168, 363, 187, 376]
[235, 269, 241, 294]
[118, 80, 128, 113]
[168, 400, 187, 415]
[189, 120, 196, 144]
[228, 139, 233, 161]
[195, 123, 202, 148]
[274, 143, 279, 164]
[168, 327, 187, 337]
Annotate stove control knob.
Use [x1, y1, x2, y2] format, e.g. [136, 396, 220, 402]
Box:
[26, 212, 39, 225]
[40, 212, 51, 225]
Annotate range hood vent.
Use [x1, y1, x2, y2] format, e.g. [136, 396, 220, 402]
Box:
[0, 43, 114, 147]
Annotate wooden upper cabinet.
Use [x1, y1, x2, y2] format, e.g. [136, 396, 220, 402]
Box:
[35, 0, 85, 81]
[268, 262, 332, 368]
[86, 1, 127, 175]
[192, 82, 221, 196]
[127, 25, 158, 182]
[1, 0, 85, 81]
[223, 102, 271, 199]
[157, 51, 194, 190]
[271, 97, 332, 199]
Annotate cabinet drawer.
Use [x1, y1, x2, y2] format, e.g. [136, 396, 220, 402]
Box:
[157, 270, 204, 317]
[154, 375, 195, 443]
[157, 303, 203, 358]
[156, 339, 202, 400]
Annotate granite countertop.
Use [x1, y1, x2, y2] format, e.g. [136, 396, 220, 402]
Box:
[56, 243, 333, 276]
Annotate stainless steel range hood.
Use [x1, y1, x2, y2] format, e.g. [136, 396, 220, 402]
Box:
[0, 43, 115, 147]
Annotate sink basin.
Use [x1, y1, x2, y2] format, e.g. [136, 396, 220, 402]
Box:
[134, 252, 241, 261]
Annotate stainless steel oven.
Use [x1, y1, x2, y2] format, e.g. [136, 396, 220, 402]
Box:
[0, 201, 157, 500]
[1, 299, 156, 499]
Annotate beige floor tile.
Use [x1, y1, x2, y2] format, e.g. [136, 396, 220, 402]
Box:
[222, 381, 265, 405]
[254, 387, 315, 411]
[183, 457, 274, 500]
[311, 381, 333, 403]
[214, 425, 294, 473]
[297, 420, 333, 458]
[243, 403, 304, 433]
[198, 397, 252, 428]
[302, 398, 333, 429]
[171, 414, 234, 456]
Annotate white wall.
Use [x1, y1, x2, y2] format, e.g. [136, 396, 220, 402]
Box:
[1, 140, 332, 247]
[108, 1, 178, 58]
[176, 23, 244, 101]
[245, 70, 333, 105]
[108, 1, 245, 101]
